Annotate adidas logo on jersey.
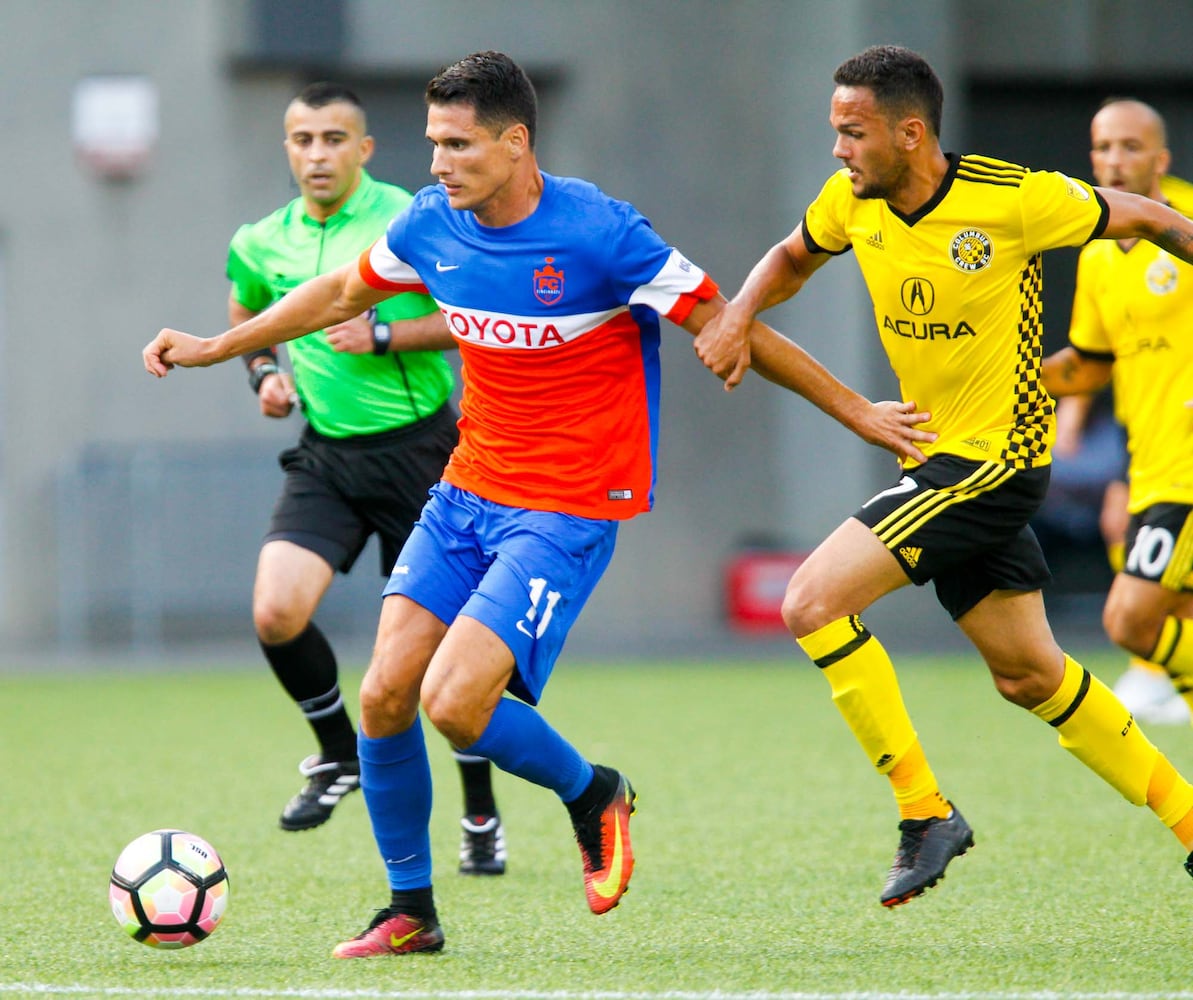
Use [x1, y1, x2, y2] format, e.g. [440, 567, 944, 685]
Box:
[899, 546, 922, 568]
[865, 230, 884, 249]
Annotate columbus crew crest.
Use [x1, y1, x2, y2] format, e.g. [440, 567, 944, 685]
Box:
[1146, 256, 1179, 296]
[533, 256, 565, 305]
[950, 229, 993, 272]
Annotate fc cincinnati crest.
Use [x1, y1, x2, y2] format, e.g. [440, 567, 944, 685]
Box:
[533, 256, 565, 305]
[950, 229, 992, 272]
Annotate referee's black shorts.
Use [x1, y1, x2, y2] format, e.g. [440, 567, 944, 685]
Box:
[265, 402, 458, 576]
[852, 453, 1052, 620]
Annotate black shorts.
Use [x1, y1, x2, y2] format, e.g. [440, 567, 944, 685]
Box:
[853, 454, 1052, 620]
[1123, 503, 1193, 592]
[266, 403, 458, 576]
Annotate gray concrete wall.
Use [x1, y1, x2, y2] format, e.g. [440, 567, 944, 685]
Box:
[0, 0, 1189, 655]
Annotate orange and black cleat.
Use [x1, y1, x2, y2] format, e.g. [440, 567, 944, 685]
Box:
[571, 765, 637, 914]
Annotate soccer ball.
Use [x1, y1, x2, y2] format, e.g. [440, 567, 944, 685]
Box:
[108, 829, 229, 948]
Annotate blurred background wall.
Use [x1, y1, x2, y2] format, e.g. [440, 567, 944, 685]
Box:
[1, 0, 1190, 661]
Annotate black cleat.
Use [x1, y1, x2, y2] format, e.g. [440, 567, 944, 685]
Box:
[279, 755, 360, 831]
[1185, 850, 1193, 880]
[880, 804, 974, 907]
[458, 814, 507, 875]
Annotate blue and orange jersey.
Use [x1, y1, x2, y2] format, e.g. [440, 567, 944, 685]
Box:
[359, 173, 717, 520]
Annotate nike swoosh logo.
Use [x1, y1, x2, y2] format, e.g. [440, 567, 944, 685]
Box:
[591, 796, 626, 899]
[389, 927, 422, 949]
[435, 261, 460, 272]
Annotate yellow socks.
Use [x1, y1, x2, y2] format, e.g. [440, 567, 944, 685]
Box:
[1147, 756, 1193, 849]
[1151, 616, 1193, 707]
[798, 616, 949, 820]
[1032, 654, 1193, 848]
[888, 740, 952, 820]
[1031, 654, 1155, 804]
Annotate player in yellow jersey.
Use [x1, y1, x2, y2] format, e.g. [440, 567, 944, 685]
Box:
[1043, 99, 1193, 725]
[695, 45, 1193, 907]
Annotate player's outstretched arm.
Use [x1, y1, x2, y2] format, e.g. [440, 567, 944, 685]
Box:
[693, 225, 826, 391]
[332, 310, 456, 354]
[749, 322, 935, 463]
[683, 297, 935, 464]
[1098, 187, 1193, 264]
[143, 262, 389, 377]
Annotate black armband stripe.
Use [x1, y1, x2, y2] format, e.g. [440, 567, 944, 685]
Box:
[1071, 344, 1115, 363]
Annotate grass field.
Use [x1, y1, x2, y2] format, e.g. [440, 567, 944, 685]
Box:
[4, 647, 1193, 999]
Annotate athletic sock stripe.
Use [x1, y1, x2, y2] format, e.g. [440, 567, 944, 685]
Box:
[1160, 511, 1193, 591]
[874, 463, 1012, 546]
[1154, 618, 1183, 667]
[299, 684, 343, 715]
[813, 628, 873, 669]
[1048, 667, 1092, 727]
[303, 694, 345, 721]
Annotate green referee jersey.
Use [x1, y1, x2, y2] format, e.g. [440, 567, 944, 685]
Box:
[226, 170, 453, 438]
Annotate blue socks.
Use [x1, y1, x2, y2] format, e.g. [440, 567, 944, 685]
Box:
[358, 718, 433, 891]
[465, 698, 592, 803]
[360, 700, 592, 892]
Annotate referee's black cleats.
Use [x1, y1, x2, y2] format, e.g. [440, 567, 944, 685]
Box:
[880, 804, 974, 907]
[458, 814, 507, 876]
[279, 754, 361, 831]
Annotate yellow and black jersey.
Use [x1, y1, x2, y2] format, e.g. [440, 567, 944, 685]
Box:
[803, 153, 1108, 469]
[1069, 177, 1193, 512]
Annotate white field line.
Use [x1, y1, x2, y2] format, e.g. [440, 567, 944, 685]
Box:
[6, 986, 1193, 1000]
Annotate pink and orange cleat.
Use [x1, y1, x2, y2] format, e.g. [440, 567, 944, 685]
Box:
[332, 910, 444, 959]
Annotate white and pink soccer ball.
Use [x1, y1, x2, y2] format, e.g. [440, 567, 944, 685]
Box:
[108, 829, 229, 948]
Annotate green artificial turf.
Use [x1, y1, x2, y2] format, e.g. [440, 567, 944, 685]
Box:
[3, 648, 1192, 999]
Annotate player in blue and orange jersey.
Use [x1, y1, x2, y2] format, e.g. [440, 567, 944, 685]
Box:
[143, 51, 933, 956]
[227, 82, 508, 870]
[696, 45, 1193, 909]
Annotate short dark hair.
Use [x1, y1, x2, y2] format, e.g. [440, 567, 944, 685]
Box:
[294, 82, 365, 114]
[425, 51, 538, 148]
[833, 45, 943, 138]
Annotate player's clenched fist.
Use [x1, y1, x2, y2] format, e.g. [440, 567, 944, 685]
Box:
[142, 328, 213, 376]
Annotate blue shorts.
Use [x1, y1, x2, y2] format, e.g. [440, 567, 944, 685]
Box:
[383, 482, 619, 704]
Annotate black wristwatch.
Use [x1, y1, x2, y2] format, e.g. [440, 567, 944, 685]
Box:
[371, 323, 392, 356]
[248, 361, 280, 394]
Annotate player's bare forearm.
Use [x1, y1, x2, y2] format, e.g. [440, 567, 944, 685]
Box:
[1100, 187, 1193, 265]
[1152, 221, 1193, 264]
[1040, 346, 1113, 397]
[693, 239, 813, 389]
[143, 265, 386, 376]
[387, 310, 455, 352]
[210, 269, 379, 360]
[750, 325, 935, 463]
